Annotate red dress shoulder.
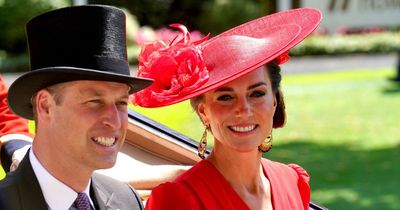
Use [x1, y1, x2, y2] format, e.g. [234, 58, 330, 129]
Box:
[146, 159, 310, 210]
[146, 160, 249, 210]
[261, 159, 310, 210]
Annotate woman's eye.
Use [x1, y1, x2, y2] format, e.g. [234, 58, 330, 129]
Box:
[217, 94, 233, 101]
[251, 90, 266, 97]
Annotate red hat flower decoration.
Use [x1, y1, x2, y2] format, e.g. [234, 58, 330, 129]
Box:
[132, 24, 210, 107]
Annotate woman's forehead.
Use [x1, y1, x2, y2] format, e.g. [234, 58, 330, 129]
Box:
[216, 68, 270, 90]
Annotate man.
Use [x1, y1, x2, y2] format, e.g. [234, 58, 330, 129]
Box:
[0, 5, 153, 210]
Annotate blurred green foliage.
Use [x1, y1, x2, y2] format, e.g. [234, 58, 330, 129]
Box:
[0, 165, 4, 180]
[291, 32, 400, 56]
[90, 0, 274, 35]
[90, 0, 210, 30]
[0, 0, 69, 72]
[197, 0, 261, 34]
[0, 0, 69, 54]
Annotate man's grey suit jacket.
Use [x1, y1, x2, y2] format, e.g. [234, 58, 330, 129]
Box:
[0, 152, 144, 210]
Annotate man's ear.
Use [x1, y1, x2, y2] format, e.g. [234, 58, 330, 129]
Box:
[35, 89, 54, 121]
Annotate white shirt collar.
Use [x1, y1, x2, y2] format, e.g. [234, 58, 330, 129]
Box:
[29, 148, 94, 210]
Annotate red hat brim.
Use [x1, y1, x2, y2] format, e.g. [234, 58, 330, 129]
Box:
[134, 8, 322, 107]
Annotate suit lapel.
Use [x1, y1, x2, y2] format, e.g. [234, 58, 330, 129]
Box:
[17, 152, 48, 210]
[91, 176, 117, 210]
[14, 153, 137, 210]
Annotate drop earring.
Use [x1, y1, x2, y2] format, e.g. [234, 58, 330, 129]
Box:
[258, 134, 273, 153]
[198, 125, 209, 159]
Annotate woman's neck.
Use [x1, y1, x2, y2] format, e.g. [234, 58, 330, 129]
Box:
[207, 142, 263, 194]
[207, 141, 272, 210]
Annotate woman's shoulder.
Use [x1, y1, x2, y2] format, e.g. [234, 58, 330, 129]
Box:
[146, 181, 197, 209]
[150, 181, 188, 196]
[174, 159, 214, 181]
[145, 161, 213, 210]
[261, 158, 310, 209]
[261, 158, 309, 182]
[150, 161, 210, 195]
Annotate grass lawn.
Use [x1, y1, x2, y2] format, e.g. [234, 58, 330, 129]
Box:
[133, 67, 400, 210]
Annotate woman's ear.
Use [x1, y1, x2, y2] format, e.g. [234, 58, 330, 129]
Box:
[197, 102, 209, 126]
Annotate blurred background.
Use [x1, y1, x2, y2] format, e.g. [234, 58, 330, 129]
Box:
[1, 0, 399, 209]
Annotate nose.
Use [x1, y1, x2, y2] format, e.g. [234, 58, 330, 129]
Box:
[101, 105, 122, 129]
[235, 97, 252, 118]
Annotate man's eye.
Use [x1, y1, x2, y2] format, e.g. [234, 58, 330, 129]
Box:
[116, 101, 128, 106]
[88, 99, 101, 104]
[217, 95, 233, 101]
[251, 91, 266, 97]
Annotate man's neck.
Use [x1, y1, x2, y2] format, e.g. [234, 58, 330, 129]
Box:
[31, 142, 93, 192]
[29, 148, 94, 209]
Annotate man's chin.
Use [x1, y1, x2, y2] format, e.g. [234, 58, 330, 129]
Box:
[93, 158, 118, 170]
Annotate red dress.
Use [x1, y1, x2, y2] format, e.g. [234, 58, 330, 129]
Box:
[146, 159, 310, 210]
[0, 76, 30, 137]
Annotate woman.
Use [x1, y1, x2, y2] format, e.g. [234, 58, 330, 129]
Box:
[132, 8, 322, 210]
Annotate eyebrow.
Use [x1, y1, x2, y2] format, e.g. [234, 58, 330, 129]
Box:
[248, 82, 267, 90]
[119, 95, 130, 100]
[79, 88, 129, 99]
[215, 82, 267, 92]
[79, 88, 105, 97]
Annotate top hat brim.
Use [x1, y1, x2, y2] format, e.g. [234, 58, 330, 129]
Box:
[8, 67, 153, 120]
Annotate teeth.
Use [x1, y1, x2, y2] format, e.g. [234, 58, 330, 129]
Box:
[230, 125, 256, 132]
[93, 137, 116, 146]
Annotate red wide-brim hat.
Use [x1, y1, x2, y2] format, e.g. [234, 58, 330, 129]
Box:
[132, 8, 322, 108]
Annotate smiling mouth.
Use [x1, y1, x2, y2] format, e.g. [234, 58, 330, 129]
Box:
[92, 137, 116, 147]
[229, 125, 257, 132]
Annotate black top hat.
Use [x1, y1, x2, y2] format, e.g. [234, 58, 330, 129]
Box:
[7, 5, 153, 119]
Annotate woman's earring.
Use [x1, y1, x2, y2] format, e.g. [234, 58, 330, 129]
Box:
[258, 134, 273, 153]
[198, 125, 208, 159]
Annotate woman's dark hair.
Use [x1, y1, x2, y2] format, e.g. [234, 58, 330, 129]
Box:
[190, 60, 286, 128]
[267, 61, 286, 128]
